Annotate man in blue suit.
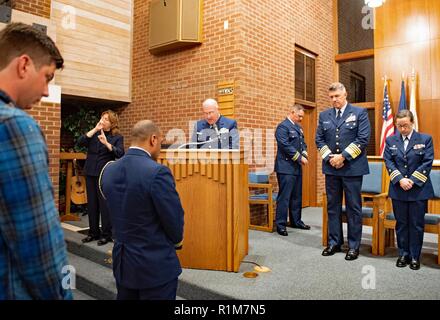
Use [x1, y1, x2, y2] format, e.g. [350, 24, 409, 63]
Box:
[101, 120, 184, 300]
[315, 82, 371, 261]
[274, 104, 310, 236]
[383, 110, 434, 270]
[191, 98, 239, 149]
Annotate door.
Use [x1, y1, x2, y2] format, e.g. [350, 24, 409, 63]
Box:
[300, 106, 317, 207]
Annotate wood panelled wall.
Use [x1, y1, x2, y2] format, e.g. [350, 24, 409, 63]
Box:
[375, 0, 440, 158]
[51, 0, 133, 102]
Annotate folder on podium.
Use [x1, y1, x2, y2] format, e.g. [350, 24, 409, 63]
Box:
[158, 149, 249, 272]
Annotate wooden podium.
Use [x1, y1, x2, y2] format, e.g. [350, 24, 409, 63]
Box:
[158, 149, 249, 272]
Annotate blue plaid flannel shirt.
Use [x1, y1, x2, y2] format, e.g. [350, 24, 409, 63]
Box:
[0, 91, 72, 300]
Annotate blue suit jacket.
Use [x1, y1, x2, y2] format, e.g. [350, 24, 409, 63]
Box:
[315, 104, 371, 176]
[101, 148, 184, 289]
[383, 131, 434, 201]
[191, 115, 239, 149]
[274, 118, 308, 175]
[77, 132, 124, 176]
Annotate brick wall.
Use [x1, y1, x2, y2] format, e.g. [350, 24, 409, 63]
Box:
[28, 102, 61, 208]
[12, 0, 61, 209]
[122, 0, 335, 205]
[13, 0, 51, 19]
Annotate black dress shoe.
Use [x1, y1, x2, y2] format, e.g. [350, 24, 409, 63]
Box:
[291, 222, 311, 230]
[277, 229, 288, 236]
[81, 235, 99, 243]
[409, 258, 420, 270]
[97, 238, 113, 246]
[345, 249, 359, 261]
[396, 256, 410, 268]
[322, 245, 341, 256]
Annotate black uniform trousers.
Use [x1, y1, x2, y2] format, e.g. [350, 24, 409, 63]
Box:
[116, 278, 178, 300]
[325, 175, 363, 249]
[391, 199, 427, 260]
[276, 173, 303, 230]
[86, 175, 112, 239]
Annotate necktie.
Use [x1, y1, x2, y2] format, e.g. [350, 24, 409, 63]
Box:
[404, 136, 409, 151]
[336, 109, 342, 121]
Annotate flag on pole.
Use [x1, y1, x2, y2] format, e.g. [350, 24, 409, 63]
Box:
[395, 78, 407, 134]
[409, 71, 419, 131]
[379, 80, 394, 157]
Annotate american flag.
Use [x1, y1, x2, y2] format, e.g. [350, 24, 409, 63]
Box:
[379, 82, 395, 157]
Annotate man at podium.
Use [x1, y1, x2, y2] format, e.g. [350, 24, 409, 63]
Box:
[191, 98, 239, 149]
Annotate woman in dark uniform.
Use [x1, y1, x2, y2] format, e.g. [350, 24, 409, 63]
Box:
[78, 110, 124, 246]
[383, 110, 434, 270]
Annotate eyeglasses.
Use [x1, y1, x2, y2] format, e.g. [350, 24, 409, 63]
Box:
[396, 124, 412, 129]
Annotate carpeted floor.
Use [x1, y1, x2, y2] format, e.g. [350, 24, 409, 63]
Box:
[63, 207, 440, 300]
[178, 207, 440, 300]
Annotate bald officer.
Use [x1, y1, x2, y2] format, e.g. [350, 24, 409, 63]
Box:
[191, 98, 239, 149]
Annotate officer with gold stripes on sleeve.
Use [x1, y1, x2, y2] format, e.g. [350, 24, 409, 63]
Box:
[383, 110, 434, 270]
[315, 82, 371, 261]
[274, 104, 310, 236]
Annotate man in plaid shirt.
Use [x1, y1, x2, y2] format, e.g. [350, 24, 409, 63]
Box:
[0, 23, 72, 299]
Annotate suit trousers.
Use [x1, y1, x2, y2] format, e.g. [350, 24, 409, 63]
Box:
[276, 173, 303, 230]
[86, 175, 112, 239]
[116, 278, 178, 300]
[392, 199, 426, 260]
[325, 175, 363, 249]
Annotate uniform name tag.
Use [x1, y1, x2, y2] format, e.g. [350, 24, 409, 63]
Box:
[219, 128, 229, 134]
[345, 114, 356, 122]
[413, 144, 425, 150]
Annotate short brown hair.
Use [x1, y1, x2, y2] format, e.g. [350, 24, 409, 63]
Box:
[291, 104, 304, 113]
[101, 110, 120, 135]
[328, 82, 346, 92]
[0, 22, 64, 70]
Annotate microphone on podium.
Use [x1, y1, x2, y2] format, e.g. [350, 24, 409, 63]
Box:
[212, 123, 220, 138]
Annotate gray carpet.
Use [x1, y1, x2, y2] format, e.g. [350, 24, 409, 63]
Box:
[63, 207, 440, 300]
[178, 207, 440, 300]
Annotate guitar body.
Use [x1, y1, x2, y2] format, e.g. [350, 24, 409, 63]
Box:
[71, 175, 87, 205]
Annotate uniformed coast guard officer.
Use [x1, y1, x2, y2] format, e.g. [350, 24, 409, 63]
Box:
[274, 104, 310, 236]
[315, 82, 371, 261]
[191, 98, 239, 149]
[383, 110, 434, 270]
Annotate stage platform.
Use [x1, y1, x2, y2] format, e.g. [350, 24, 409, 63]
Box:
[62, 207, 440, 300]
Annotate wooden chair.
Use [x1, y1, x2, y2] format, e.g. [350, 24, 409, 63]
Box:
[322, 158, 389, 255]
[249, 172, 277, 232]
[378, 168, 440, 264]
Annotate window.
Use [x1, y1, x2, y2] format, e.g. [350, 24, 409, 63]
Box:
[350, 71, 366, 103]
[336, 0, 377, 153]
[338, 0, 374, 54]
[295, 48, 316, 104]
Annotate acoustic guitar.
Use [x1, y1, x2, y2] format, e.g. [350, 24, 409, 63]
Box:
[71, 159, 87, 205]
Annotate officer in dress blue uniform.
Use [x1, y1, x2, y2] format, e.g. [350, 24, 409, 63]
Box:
[191, 98, 239, 149]
[315, 82, 371, 261]
[101, 120, 184, 299]
[383, 110, 434, 270]
[274, 104, 310, 236]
